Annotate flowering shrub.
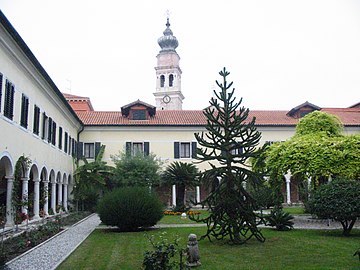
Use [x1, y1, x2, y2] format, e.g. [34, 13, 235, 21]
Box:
[163, 210, 201, 216]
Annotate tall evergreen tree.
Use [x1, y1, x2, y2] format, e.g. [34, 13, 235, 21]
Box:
[193, 67, 265, 244]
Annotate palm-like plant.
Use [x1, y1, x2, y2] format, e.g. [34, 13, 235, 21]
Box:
[265, 207, 294, 231]
[161, 161, 199, 211]
[73, 145, 114, 210]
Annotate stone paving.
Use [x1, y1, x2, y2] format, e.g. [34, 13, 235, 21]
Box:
[5, 214, 101, 270]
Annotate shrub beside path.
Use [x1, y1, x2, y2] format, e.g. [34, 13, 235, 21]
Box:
[5, 214, 101, 270]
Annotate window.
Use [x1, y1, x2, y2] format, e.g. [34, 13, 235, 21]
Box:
[58, 127, 63, 149]
[71, 138, 76, 157]
[64, 132, 68, 153]
[47, 117, 53, 143]
[230, 147, 243, 156]
[180, 142, 190, 158]
[51, 121, 56, 145]
[174, 142, 197, 159]
[126, 141, 149, 156]
[160, 75, 165, 87]
[169, 74, 174, 87]
[42, 112, 48, 140]
[132, 110, 146, 120]
[68, 136, 72, 155]
[4, 79, 15, 120]
[33, 105, 40, 135]
[20, 94, 29, 128]
[84, 143, 95, 159]
[0, 73, 3, 111]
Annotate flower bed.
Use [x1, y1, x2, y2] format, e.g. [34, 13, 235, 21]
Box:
[163, 210, 201, 216]
[0, 211, 91, 265]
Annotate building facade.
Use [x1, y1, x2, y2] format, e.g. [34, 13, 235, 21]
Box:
[1, 11, 359, 226]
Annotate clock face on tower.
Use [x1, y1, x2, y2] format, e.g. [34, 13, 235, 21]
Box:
[163, 95, 171, 104]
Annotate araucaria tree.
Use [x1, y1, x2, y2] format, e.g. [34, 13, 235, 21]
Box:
[193, 68, 265, 244]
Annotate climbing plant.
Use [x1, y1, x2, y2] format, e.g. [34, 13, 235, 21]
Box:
[12, 155, 31, 223]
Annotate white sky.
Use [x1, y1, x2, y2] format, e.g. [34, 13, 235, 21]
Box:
[1, 0, 359, 111]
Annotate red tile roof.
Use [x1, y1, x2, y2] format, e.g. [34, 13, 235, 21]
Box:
[75, 108, 360, 127]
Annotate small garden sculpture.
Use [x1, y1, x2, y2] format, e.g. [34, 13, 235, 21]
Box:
[186, 234, 201, 267]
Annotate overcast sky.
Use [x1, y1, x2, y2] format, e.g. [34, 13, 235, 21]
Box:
[1, 0, 359, 111]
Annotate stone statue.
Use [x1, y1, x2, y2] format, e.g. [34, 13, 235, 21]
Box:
[186, 233, 201, 267]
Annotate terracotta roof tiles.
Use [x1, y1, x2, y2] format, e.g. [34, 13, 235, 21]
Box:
[76, 107, 359, 127]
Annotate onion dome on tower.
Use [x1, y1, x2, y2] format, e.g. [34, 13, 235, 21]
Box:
[157, 18, 179, 52]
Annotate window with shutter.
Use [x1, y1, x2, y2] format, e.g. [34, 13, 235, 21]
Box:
[52, 121, 56, 145]
[4, 80, 15, 120]
[68, 136, 72, 155]
[42, 112, 48, 140]
[125, 142, 148, 156]
[174, 142, 180, 159]
[58, 127, 63, 149]
[95, 142, 101, 158]
[77, 141, 83, 159]
[0, 73, 3, 111]
[33, 105, 40, 135]
[20, 94, 29, 128]
[192, 142, 197, 158]
[48, 117, 53, 143]
[64, 132, 68, 153]
[71, 138, 75, 156]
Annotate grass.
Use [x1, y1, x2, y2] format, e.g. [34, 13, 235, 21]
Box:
[158, 210, 209, 224]
[283, 206, 306, 215]
[57, 226, 360, 270]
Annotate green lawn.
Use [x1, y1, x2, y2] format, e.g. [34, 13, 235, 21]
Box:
[57, 226, 360, 270]
[158, 210, 209, 224]
[283, 206, 306, 215]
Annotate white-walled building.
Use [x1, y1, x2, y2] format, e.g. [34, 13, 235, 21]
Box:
[0, 11, 82, 226]
[1, 11, 359, 226]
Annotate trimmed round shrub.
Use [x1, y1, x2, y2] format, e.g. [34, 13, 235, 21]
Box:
[97, 187, 164, 231]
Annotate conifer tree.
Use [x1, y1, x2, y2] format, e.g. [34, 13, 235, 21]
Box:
[193, 68, 265, 244]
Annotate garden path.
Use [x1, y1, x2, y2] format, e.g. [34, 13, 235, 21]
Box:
[5, 213, 100, 270]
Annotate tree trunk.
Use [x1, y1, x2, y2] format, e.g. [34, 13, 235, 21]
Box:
[341, 219, 356, 236]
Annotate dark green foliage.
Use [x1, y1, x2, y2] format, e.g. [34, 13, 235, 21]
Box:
[161, 161, 199, 210]
[295, 111, 343, 137]
[142, 233, 182, 270]
[74, 145, 114, 210]
[308, 179, 360, 236]
[250, 184, 275, 210]
[193, 68, 265, 244]
[265, 207, 294, 231]
[112, 152, 162, 187]
[97, 187, 164, 231]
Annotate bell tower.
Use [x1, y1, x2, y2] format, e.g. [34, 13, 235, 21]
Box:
[154, 18, 184, 110]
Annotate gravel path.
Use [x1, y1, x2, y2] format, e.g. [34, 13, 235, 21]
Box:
[5, 214, 101, 270]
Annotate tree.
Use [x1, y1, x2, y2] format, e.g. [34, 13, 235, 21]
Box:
[161, 161, 199, 211]
[193, 67, 265, 245]
[111, 152, 162, 188]
[265, 112, 360, 194]
[308, 179, 360, 236]
[295, 111, 343, 137]
[73, 145, 114, 211]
